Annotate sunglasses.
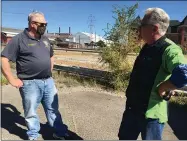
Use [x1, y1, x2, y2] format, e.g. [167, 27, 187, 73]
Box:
[31, 21, 47, 27]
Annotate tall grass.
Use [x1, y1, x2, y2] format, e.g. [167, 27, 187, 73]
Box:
[1, 74, 8, 85]
[53, 71, 98, 89]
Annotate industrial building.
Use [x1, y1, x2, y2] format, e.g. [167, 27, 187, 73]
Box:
[1, 27, 111, 48]
[71, 32, 111, 47]
[166, 16, 187, 49]
[2, 14, 186, 50]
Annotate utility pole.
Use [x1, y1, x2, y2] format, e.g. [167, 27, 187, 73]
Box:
[59, 27, 61, 35]
[79, 35, 80, 48]
[95, 31, 96, 48]
[95, 31, 96, 42]
[88, 14, 96, 48]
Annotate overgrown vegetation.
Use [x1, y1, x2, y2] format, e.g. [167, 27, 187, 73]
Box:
[53, 71, 98, 89]
[96, 40, 106, 48]
[170, 92, 187, 107]
[1, 74, 8, 85]
[99, 3, 143, 91]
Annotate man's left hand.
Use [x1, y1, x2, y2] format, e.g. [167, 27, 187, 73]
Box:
[158, 80, 177, 98]
[159, 90, 176, 100]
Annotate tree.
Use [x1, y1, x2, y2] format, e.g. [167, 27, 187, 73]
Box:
[96, 40, 106, 47]
[90, 41, 94, 45]
[99, 3, 144, 91]
[89, 41, 96, 47]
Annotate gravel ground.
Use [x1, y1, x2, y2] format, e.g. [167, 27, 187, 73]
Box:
[1, 85, 182, 140]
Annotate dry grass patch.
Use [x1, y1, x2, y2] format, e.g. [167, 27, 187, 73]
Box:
[1, 74, 8, 86]
[53, 71, 98, 89]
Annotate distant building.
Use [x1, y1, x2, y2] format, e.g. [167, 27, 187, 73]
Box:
[46, 32, 75, 48]
[1, 27, 23, 44]
[1, 26, 80, 48]
[166, 16, 187, 49]
[132, 16, 187, 50]
[45, 27, 81, 48]
[1, 32, 8, 44]
[72, 32, 112, 48]
[46, 27, 73, 41]
[1, 27, 58, 45]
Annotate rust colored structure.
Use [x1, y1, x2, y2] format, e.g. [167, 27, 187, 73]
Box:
[166, 16, 187, 50]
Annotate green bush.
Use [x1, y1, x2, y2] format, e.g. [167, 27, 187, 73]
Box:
[99, 3, 142, 91]
[96, 40, 106, 48]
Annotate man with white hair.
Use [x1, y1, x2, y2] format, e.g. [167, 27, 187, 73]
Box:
[1, 12, 70, 140]
[118, 8, 187, 140]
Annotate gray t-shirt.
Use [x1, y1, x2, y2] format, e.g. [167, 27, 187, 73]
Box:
[1, 28, 54, 80]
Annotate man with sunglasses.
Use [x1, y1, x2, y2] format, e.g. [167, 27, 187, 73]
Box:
[1, 12, 70, 140]
[118, 8, 187, 140]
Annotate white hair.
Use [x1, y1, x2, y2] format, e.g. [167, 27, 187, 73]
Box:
[144, 8, 170, 36]
[28, 11, 44, 22]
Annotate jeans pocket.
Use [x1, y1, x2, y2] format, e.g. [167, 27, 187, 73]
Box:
[22, 80, 32, 86]
[20, 80, 34, 95]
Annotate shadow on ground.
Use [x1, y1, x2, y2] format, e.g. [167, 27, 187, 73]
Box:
[1, 103, 83, 140]
[168, 103, 187, 140]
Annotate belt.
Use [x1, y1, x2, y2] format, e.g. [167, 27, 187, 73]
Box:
[21, 76, 51, 80]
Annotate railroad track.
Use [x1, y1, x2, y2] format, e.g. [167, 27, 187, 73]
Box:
[53, 47, 138, 56]
[53, 48, 101, 53]
[53, 64, 187, 95]
[53, 64, 111, 82]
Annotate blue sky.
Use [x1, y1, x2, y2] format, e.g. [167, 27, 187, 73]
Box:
[2, 1, 187, 37]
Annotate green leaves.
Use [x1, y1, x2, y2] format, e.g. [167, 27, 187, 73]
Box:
[100, 3, 142, 91]
[96, 40, 106, 48]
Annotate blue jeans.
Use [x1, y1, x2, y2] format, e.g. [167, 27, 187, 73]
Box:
[118, 108, 164, 140]
[19, 77, 68, 139]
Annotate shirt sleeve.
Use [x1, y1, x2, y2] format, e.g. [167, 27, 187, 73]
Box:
[169, 64, 187, 88]
[1, 35, 20, 62]
[46, 38, 54, 57]
[50, 45, 54, 57]
[163, 45, 187, 88]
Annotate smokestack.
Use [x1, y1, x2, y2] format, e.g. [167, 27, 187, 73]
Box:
[47, 30, 48, 33]
[69, 27, 71, 35]
[59, 27, 60, 35]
